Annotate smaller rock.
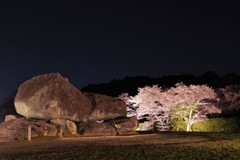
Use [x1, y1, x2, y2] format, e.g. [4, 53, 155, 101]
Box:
[118, 117, 138, 134]
[27, 118, 58, 137]
[27, 118, 49, 127]
[108, 117, 138, 135]
[4, 115, 18, 122]
[51, 118, 77, 135]
[0, 118, 30, 141]
[31, 123, 58, 137]
[78, 121, 117, 136]
[0, 118, 58, 142]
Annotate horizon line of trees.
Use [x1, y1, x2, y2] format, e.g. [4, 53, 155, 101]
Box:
[81, 71, 240, 97]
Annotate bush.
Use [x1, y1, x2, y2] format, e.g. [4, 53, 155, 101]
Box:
[192, 117, 240, 132]
[170, 114, 187, 131]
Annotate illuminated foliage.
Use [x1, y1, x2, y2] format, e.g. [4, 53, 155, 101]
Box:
[118, 93, 136, 118]
[119, 85, 171, 131]
[192, 117, 240, 132]
[119, 83, 221, 132]
[169, 83, 221, 131]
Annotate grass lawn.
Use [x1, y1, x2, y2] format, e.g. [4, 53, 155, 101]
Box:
[0, 132, 240, 160]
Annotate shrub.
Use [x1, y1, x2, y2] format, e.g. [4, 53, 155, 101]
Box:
[192, 117, 240, 132]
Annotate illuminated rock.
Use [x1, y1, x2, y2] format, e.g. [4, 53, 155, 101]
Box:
[78, 121, 117, 136]
[14, 73, 93, 122]
[0, 118, 28, 142]
[30, 119, 58, 137]
[4, 115, 18, 122]
[51, 118, 77, 135]
[84, 93, 127, 121]
[0, 118, 58, 142]
[108, 117, 138, 135]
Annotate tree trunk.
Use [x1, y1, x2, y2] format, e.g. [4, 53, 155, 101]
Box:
[186, 123, 192, 132]
[186, 107, 194, 132]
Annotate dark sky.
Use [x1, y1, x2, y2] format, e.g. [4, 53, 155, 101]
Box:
[0, 1, 240, 100]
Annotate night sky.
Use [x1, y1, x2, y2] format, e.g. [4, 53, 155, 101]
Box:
[0, 1, 240, 100]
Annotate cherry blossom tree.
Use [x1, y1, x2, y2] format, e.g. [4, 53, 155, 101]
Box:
[168, 83, 221, 131]
[117, 93, 136, 118]
[118, 83, 221, 132]
[119, 85, 171, 131]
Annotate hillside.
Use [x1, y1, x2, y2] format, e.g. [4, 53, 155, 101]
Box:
[81, 72, 240, 97]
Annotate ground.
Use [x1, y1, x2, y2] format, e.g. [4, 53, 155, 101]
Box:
[0, 132, 240, 159]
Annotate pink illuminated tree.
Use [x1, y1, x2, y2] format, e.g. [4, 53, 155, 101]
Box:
[117, 93, 136, 118]
[118, 83, 221, 132]
[168, 83, 221, 131]
[119, 85, 171, 131]
[128, 85, 171, 131]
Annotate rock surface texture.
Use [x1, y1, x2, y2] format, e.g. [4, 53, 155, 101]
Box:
[14, 73, 93, 122]
[85, 93, 127, 121]
[51, 118, 77, 135]
[4, 115, 18, 122]
[0, 118, 58, 142]
[78, 121, 117, 136]
[109, 117, 139, 134]
[0, 118, 29, 142]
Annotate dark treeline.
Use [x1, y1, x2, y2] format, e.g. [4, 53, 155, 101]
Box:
[81, 72, 240, 97]
[0, 97, 16, 122]
[0, 90, 17, 121]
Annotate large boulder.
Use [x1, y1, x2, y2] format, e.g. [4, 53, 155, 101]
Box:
[78, 121, 117, 136]
[14, 73, 93, 122]
[51, 118, 77, 135]
[84, 93, 127, 121]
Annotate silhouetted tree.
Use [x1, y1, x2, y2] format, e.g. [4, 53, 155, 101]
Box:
[0, 90, 17, 122]
[216, 85, 240, 115]
[82, 72, 240, 97]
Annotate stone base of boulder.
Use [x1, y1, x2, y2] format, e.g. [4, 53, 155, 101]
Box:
[51, 118, 77, 136]
[0, 118, 59, 142]
[0, 116, 138, 142]
[0, 118, 29, 141]
[77, 116, 139, 136]
[107, 117, 139, 135]
[78, 121, 117, 136]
